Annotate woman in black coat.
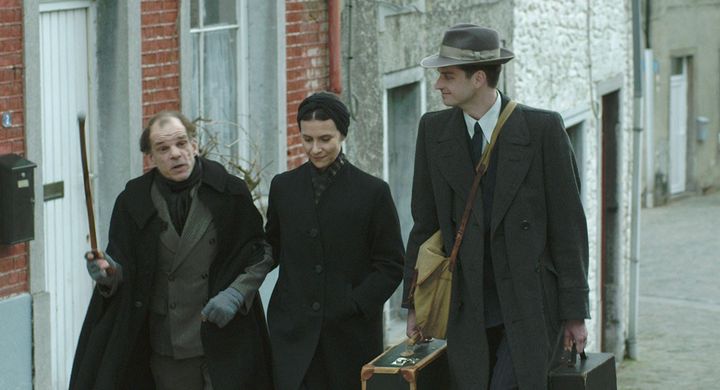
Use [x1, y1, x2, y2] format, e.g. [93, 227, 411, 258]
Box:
[265, 92, 405, 390]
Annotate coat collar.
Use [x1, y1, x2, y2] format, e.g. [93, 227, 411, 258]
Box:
[435, 93, 519, 201]
[125, 157, 230, 229]
[435, 107, 475, 199]
[433, 93, 533, 230]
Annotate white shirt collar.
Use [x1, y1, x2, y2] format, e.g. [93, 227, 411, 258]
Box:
[463, 90, 501, 143]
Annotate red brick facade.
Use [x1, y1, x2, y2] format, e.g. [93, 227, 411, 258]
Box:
[141, 0, 181, 123]
[0, 1, 332, 297]
[140, 0, 181, 169]
[0, 0, 28, 298]
[286, 0, 330, 169]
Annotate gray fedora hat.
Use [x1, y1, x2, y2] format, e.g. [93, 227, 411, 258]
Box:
[420, 24, 514, 68]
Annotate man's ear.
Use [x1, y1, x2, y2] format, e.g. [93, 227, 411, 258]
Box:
[473, 70, 487, 87]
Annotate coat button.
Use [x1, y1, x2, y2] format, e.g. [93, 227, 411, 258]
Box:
[168, 274, 175, 281]
[134, 301, 143, 308]
[170, 303, 176, 310]
[209, 238, 216, 245]
[314, 264, 323, 274]
[309, 228, 319, 238]
[312, 302, 321, 311]
[521, 220, 530, 230]
[202, 273, 208, 279]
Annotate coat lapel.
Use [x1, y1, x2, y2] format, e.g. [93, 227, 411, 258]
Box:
[491, 106, 534, 234]
[435, 108, 475, 202]
[150, 182, 213, 272]
[151, 183, 180, 254]
[172, 190, 212, 272]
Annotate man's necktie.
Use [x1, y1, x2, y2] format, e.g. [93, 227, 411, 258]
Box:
[471, 122, 485, 168]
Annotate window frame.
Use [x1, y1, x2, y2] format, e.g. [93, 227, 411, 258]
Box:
[188, 0, 250, 161]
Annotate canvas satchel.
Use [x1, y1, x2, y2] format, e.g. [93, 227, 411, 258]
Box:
[410, 100, 517, 340]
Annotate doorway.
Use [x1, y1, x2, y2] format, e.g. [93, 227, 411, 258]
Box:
[668, 57, 690, 195]
[600, 90, 623, 358]
[382, 73, 424, 343]
[40, 2, 94, 388]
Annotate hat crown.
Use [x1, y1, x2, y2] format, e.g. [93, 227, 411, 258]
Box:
[442, 25, 500, 52]
[419, 24, 513, 68]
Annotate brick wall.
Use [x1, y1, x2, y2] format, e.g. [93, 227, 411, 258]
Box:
[140, 0, 181, 168]
[286, 0, 330, 169]
[141, 0, 181, 122]
[0, 0, 28, 299]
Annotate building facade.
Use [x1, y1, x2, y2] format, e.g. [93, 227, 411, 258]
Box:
[643, 0, 720, 206]
[341, 0, 637, 358]
[0, 0, 311, 388]
[1, 0, 646, 388]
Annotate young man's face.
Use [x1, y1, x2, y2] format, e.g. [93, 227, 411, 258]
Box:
[434, 66, 479, 108]
[300, 119, 345, 171]
[148, 116, 198, 182]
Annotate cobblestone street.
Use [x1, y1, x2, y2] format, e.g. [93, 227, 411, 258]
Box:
[617, 191, 720, 389]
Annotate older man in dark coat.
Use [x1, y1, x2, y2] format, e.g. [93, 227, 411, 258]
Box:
[403, 25, 590, 389]
[70, 111, 273, 389]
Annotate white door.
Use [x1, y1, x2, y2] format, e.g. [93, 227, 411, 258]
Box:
[40, 3, 94, 389]
[669, 61, 688, 194]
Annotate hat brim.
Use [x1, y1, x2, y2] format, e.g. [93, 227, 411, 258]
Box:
[420, 48, 514, 68]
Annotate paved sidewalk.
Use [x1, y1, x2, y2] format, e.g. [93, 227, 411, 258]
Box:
[617, 192, 720, 389]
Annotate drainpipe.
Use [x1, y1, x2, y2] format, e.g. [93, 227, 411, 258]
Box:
[627, 0, 644, 360]
[328, 0, 342, 93]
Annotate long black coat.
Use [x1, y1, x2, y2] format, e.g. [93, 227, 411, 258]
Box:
[403, 97, 590, 389]
[70, 158, 273, 390]
[265, 161, 404, 390]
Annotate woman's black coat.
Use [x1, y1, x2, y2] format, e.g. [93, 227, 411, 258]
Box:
[70, 158, 273, 390]
[265, 161, 405, 390]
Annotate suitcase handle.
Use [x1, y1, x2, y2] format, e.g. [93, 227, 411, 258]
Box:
[560, 342, 588, 367]
[552, 325, 589, 368]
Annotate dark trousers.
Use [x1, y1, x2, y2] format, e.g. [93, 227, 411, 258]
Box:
[486, 325, 518, 390]
[150, 353, 213, 390]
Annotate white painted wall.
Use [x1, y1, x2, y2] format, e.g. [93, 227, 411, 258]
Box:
[512, 0, 635, 352]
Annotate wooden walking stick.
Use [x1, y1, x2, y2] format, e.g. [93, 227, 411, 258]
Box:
[78, 113, 114, 274]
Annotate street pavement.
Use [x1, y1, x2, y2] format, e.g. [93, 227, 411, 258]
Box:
[617, 191, 720, 389]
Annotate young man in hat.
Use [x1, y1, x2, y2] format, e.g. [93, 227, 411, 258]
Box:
[402, 24, 590, 389]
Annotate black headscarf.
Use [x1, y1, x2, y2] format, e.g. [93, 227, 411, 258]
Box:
[296, 92, 350, 136]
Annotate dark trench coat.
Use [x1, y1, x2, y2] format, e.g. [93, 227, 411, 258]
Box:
[265, 161, 405, 390]
[70, 157, 273, 390]
[403, 97, 590, 389]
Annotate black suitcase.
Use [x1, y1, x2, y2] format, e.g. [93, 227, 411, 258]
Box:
[549, 350, 617, 390]
[361, 338, 450, 389]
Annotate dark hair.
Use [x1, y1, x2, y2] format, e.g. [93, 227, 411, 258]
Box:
[456, 63, 502, 88]
[298, 107, 332, 123]
[140, 111, 197, 154]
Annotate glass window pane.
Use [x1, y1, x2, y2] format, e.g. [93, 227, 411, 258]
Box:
[202, 29, 238, 159]
[191, 0, 200, 28]
[190, 33, 202, 144]
[204, 1, 236, 26]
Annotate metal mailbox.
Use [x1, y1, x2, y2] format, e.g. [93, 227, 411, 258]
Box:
[0, 154, 37, 244]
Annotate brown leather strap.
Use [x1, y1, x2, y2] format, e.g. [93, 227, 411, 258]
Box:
[448, 100, 517, 272]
